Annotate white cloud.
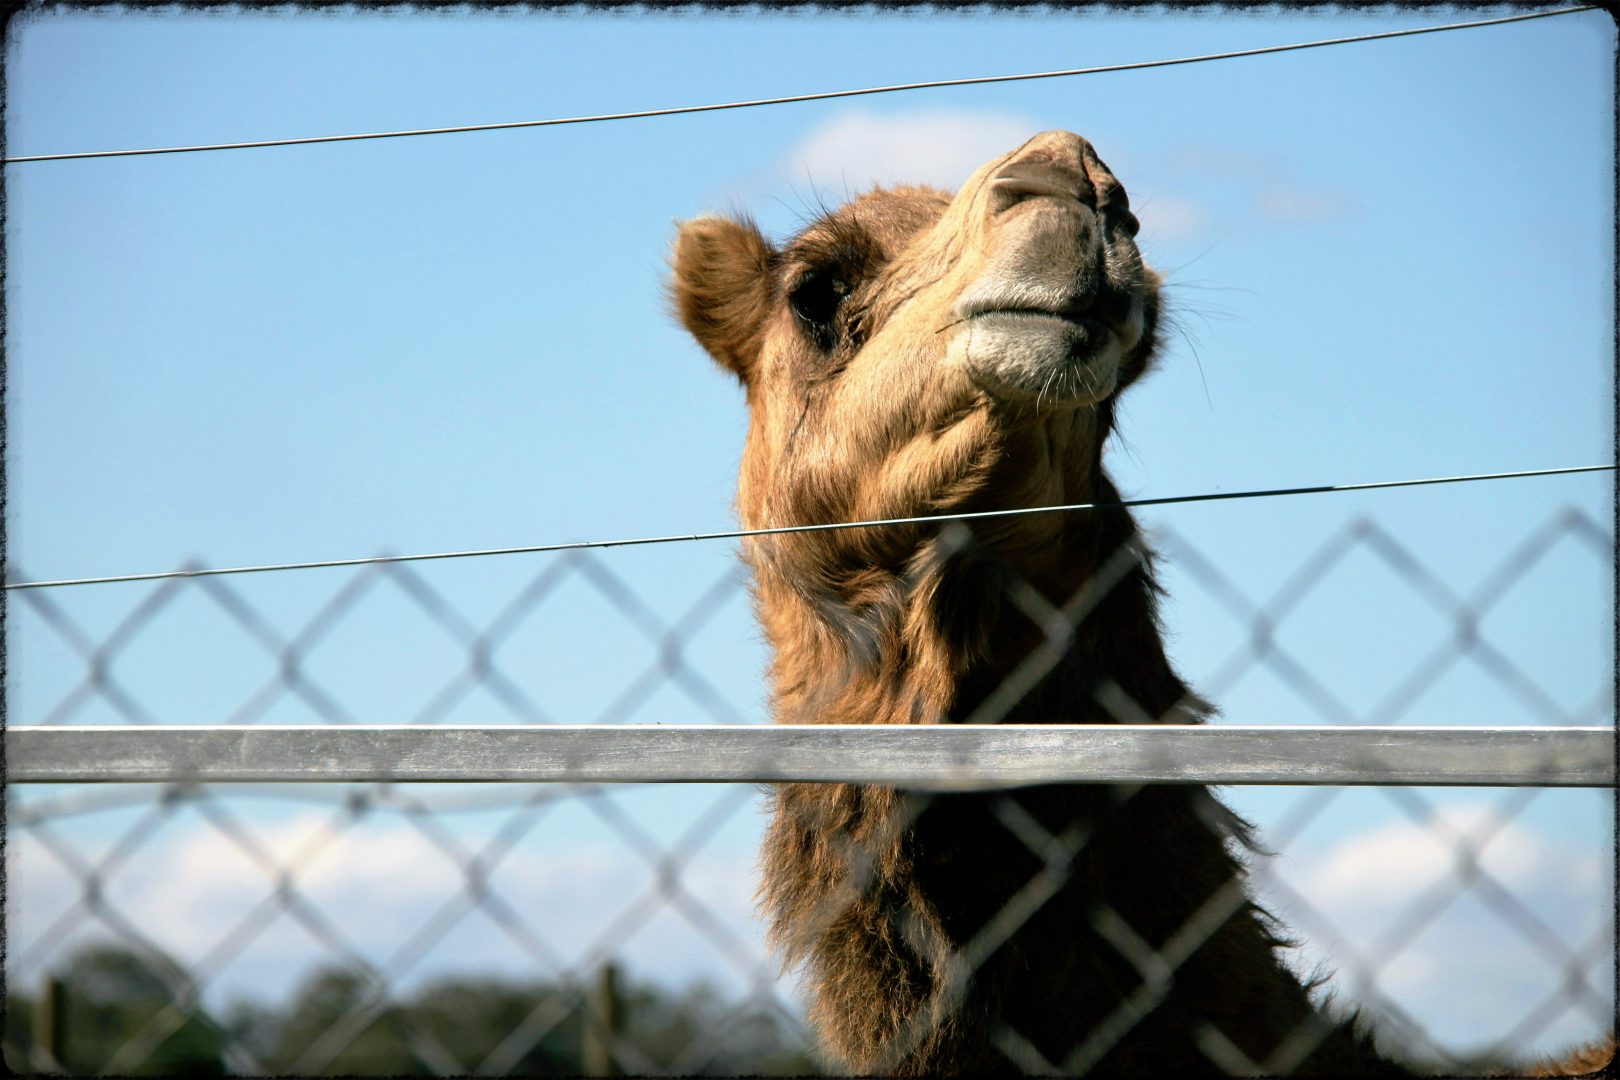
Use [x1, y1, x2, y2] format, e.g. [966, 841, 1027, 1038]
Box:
[773, 108, 1044, 196]
[1255, 801, 1613, 1058]
[13, 796, 1606, 1058]
[713, 111, 1219, 248]
[767, 111, 1216, 247]
[7, 808, 783, 1010]
[1292, 802, 1576, 908]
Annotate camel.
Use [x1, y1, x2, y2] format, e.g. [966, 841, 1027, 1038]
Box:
[670, 131, 1612, 1076]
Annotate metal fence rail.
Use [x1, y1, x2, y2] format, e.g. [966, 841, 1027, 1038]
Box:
[9, 724, 1615, 787]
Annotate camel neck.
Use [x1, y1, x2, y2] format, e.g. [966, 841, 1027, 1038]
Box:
[753, 496, 1199, 729]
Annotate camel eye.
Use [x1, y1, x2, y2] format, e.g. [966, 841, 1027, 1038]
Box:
[789, 270, 850, 345]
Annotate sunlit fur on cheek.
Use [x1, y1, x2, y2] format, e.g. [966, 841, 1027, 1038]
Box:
[782, 303, 990, 526]
[740, 350, 853, 531]
[737, 372, 795, 530]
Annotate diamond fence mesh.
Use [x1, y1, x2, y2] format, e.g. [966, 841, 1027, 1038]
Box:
[5, 507, 1614, 1076]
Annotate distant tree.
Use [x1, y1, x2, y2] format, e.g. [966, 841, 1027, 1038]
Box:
[705, 1001, 822, 1076]
[616, 976, 715, 1069]
[239, 966, 589, 1075]
[406, 976, 585, 1075]
[219, 997, 281, 1071]
[617, 978, 819, 1076]
[3, 989, 38, 1074]
[10, 944, 225, 1076]
[8, 947, 817, 1076]
[267, 968, 818, 1077]
[252, 968, 423, 1075]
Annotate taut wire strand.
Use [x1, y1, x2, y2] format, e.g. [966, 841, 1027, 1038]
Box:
[2, 6, 1595, 165]
[4, 464, 1612, 591]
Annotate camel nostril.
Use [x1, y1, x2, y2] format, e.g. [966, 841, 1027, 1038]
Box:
[992, 131, 1138, 237]
[1008, 129, 1093, 169]
[989, 162, 1093, 214]
[990, 176, 1081, 214]
[1117, 207, 1141, 238]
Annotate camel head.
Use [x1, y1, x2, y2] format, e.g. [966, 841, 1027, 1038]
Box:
[674, 129, 1157, 539]
[673, 131, 1163, 697]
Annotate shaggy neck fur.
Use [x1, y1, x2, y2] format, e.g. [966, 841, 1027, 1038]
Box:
[752, 462, 1406, 1076]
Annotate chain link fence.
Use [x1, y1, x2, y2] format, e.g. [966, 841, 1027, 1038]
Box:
[5, 506, 1614, 1075]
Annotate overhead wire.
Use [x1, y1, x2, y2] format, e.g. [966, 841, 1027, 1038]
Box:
[5, 465, 1612, 591]
[2, 6, 1596, 165]
[3, 7, 1606, 590]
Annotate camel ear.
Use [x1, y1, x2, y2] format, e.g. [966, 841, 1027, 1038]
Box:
[671, 215, 775, 385]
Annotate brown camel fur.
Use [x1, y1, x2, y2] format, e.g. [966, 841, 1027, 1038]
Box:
[671, 131, 1612, 1077]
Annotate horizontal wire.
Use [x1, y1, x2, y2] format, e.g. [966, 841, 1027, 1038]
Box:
[3, 6, 1595, 165]
[5, 464, 1611, 591]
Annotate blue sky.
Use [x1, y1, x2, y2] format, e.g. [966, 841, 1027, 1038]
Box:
[6, 6, 1614, 1066]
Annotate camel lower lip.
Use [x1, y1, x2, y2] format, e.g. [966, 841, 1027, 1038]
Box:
[964, 310, 1110, 346]
[968, 308, 1100, 327]
[952, 311, 1122, 405]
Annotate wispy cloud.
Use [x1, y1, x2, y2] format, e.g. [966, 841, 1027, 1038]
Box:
[1147, 140, 1360, 236]
[1131, 193, 1210, 246]
[1159, 144, 1281, 179]
[1255, 184, 1359, 225]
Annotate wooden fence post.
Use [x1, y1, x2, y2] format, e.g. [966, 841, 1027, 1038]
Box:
[582, 962, 619, 1077]
[37, 975, 68, 1073]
